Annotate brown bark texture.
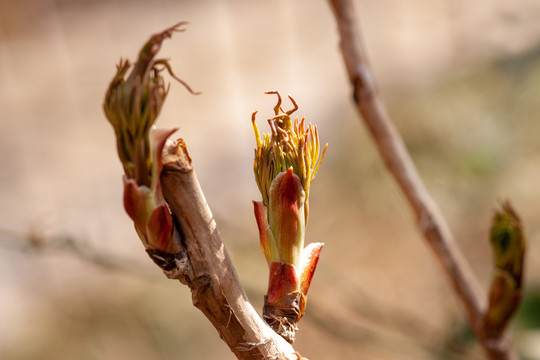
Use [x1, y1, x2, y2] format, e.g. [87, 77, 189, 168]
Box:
[158, 139, 302, 360]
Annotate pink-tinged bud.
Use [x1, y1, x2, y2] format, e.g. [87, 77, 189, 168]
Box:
[266, 262, 300, 304]
[123, 177, 152, 230]
[299, 242, 324, 296]
[146, 203, 177, 253]
[268, 169, 305, 266]
[122, 127, 179, 252]
[253, 201, 277, 264]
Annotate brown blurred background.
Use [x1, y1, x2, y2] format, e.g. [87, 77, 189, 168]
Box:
[1, 0, 539, 359]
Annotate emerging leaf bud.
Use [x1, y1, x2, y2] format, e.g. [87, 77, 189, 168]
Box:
[252, 91, 327, 342]
[103, 23, 197, 253]
[484, 201, 526, 338]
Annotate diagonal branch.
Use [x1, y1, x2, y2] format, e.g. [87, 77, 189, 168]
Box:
[159, 139, 302, 360]
[327, 0, 517, 359]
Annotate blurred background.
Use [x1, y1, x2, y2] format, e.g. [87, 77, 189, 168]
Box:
[1, 0, 539, 359]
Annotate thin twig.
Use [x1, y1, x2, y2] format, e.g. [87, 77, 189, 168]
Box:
[327, 0, 517, 359]
[0, 228, 159, 280]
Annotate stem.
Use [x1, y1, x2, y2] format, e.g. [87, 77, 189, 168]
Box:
[327, 0, 517, 358]
[160, 140, 301, 360]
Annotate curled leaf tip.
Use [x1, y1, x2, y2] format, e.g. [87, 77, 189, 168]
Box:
[252, 91, 327, 207]
[104, 22, 198, 185]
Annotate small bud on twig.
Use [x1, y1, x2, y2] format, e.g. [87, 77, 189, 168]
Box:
[484, 201, 526, 338]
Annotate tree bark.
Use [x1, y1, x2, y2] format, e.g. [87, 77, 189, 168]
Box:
[159, 139, 301, 360]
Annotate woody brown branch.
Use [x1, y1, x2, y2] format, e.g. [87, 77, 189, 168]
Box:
[327, 0, 517, 359]
[159, 139, 301, 360]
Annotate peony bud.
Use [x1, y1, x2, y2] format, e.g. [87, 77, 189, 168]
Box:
[103, 23, 196, 253]
[252, 91, 327, 342]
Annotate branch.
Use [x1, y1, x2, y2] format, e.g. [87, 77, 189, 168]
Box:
[159, 140, 301, 360]
[0, 227, 164, 281]
[327, 0, 518, 359]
